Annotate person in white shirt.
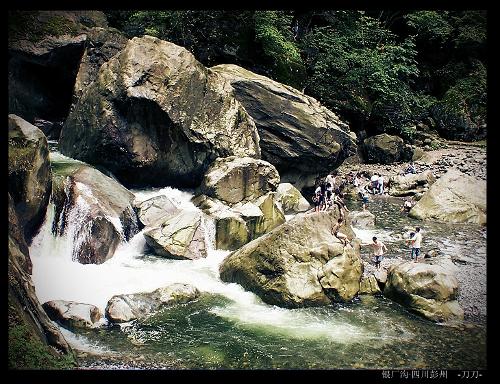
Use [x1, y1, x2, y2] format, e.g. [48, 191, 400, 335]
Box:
[378, 175, 385, 195]
[362, 236, 387, 270]
[410, 227, 423, 261]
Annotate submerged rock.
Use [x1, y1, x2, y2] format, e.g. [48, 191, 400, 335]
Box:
[105, 283, 200, 323]
[42, 300, 102, 329]
[219, 209, 362, 308]
[409, 169, 486, 225]
[60, 36, 260, 188]
[348, 210, 376, 228]
[389, 170, 436, 197]
[384, 261, 464, 323]
[8, 114, 52, 243]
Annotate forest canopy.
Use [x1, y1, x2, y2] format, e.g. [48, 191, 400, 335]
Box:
[105, 10, 487, 141]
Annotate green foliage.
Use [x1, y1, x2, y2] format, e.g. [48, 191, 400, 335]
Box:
[105, 9, 486, 140]
[9, 324, 76, 369]
[302, 11, 420, 133]
[254, 11, 307, 88]
[405, 11, 453, 42]
[8, 11, 78, 43]
[437, 60, 486, 126]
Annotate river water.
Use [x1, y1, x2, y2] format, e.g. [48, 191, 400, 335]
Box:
[29, 148, 486, 369]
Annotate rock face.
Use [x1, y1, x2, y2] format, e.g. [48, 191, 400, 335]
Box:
[42, 300, 102, 329]
[8, 11, 108, 123]
[211, 64, 357, 181]
[384, 261, 464, 322]
[105, 283, 200, 323]
[135, 195, 180, 228]
[8, 194, 71, 354]
[143, 211, 208, 260]
[363, 134, 412, 164]
[409, 169, 486, 225]
[275, 183, 310, 214]
[51, 158, 139, 264]
[348, 210, 376, 228]
[193, 193, 286, 251]
[200, 156, 279, 205]
[60, 36, 260, 188]
[389, 170, 436, 197]
[359, 275, 382, 295]
[8, 115, 52, 243]
[219, 210, 362, 308]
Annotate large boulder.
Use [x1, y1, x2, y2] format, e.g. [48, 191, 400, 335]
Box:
[135, 195, 180, 228]
[384, 261, 464, 322]
[8, 11, 108, 123]
[363, 134, 411, 164]
[60, 36, 260, 188]
[200, 156, 279, 205]
[143, 211, 208, 260]
[409, 169, 486, 225]
[51, 156, 139, 264]
[211, 64, 357, 182]
[42, 300, 102, 329]
[105, 283, 200, 323]
[8, 194, 71, 354]
[219, 210, 362, 308]
[8, 114, 52, 243]
[275, 183, 310, 214]
[389, 170, 436, 197]
[359, 275, 382, 295]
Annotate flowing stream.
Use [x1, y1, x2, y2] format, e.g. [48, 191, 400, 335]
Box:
[29, 148, 486, 369]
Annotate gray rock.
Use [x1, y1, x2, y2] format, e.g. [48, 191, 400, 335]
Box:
[143, 211, 207, 260]
[135, 195, 179, 228]
[60, 36, 260, 188]
[200, 156, 279, 205]
[363, 134, 409, 164]
[42, 300, 102, 329]
[105, 283, 200, 323]
[211, 64, 356, 179]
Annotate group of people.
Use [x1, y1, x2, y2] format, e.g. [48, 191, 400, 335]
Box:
[312, 171, 350, 214]
[312, 165, 424, 270]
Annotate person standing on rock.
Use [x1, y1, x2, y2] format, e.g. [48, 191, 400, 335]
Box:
[313, 184, 322, 213]
[331, 215, 349, 247]
[410, 227, 423, 261]
[362, 237, 387, 270]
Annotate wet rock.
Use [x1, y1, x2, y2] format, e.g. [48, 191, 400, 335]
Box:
[42, 300, 102, 329]
[359, 275, 381, 295]
[8, 114, 52, 243]
[143, 211, 207, 260]
[135, 195, 180, 228]
[105, 283, 200, 323]
[51, 159, 139, 264]
[388, 170, 436, 197]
